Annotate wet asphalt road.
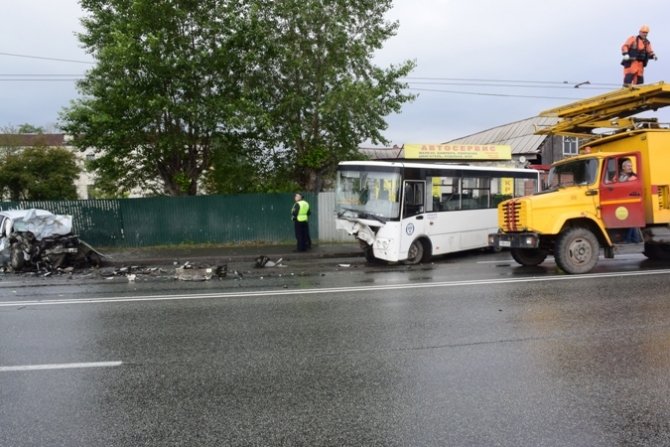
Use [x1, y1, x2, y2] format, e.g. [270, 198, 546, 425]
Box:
[2, 251, 670, 446]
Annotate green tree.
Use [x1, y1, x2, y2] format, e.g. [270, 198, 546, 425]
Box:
[0, 147, 80, 200]
[250, 0, 416, 192]
[61, 0, 414, 195]
[16, 124, 45, 134]
[203, 134, 299, 194]
[85, 168, 130, 199]
[60, 0, 254, 196]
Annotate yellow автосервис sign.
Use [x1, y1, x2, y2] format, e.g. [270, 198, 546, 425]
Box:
[404, 144, 512, 160]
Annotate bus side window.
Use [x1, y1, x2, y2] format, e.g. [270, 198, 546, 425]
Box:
[461, 177, 490, 209]
[403, 182, 425, 217]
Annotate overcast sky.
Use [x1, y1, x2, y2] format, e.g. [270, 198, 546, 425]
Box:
[2, 0, 669, 145]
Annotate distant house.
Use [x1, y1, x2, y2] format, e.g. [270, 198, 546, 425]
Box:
[0, 133, 67, 148]
[0, 133, 96, 200]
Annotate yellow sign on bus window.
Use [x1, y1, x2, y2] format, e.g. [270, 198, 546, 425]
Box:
[501, 178, 514, 195]
[404, 144, 512, 160]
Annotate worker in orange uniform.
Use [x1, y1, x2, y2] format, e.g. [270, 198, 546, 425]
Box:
[621, 25, 657, 86]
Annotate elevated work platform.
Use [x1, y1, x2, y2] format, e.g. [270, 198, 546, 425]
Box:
[536, 81, 670, 137]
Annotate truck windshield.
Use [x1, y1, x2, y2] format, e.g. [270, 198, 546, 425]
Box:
[335, 169, 402, 220]
[547, 158, 598, 189]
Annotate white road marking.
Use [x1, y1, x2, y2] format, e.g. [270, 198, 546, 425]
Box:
[1, 269, 669, 308]
[0, 361, 122, 372]
[477, 253, 645, 264]
[477, 259, 521, 264]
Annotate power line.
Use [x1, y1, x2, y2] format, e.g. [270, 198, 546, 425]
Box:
[0, 52, 617, 100]
[404, 76, 620, 88]
[0, 78, 82, 82]
[0, 74, 84, 76]
[0, 51, 622, 91]
[0, 73, 84, 82]
[0, 51, 93, 65]
[409, 87, 585, 101]
[0, 78, 597, 99]
[407, 81, 609, 91]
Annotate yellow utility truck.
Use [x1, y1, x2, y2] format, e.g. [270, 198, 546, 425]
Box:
[488, 82, 670, 273]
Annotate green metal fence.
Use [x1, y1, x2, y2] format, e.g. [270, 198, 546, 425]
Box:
[0, 193, 318, 248]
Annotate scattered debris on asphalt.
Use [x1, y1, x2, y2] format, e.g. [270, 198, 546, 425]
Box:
[174, 261, 227, 281]
[255, 255, 285, 268]
[98, 265, 169, 280]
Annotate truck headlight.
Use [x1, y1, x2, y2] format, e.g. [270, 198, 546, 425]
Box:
[523, 235, 537, 247]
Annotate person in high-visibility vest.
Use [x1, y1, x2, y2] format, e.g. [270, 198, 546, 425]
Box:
[291, 193, 312, 252]
[621, 25, 657, 86]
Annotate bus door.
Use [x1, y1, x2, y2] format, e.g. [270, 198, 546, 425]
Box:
[399, 180, 426, 253]
[599, 153, 645, 228]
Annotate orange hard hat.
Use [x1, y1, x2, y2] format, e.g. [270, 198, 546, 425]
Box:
[640, 25, 650, 33]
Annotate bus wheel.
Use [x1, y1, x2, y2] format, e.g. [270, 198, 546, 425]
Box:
[404, 239, 426, 265]
[554, 227, 599, 274]
[510, 248, 547, 266]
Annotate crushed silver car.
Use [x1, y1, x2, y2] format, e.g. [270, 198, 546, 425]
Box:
[0, 209, 102, 272]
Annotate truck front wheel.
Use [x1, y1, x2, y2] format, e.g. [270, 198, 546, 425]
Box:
[510, 248, 548, 266]
[555, 228, 600, 274]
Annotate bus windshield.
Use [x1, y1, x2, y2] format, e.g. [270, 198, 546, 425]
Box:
[336, 169, 402, 220]
[547, 158, 598, 189]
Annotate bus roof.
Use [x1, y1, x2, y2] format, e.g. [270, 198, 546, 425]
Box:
[338, 160, 536, 174]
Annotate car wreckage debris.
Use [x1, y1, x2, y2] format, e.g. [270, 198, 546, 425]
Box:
[98, 266, 169, 279]
[170, 256, 285, 281]
[174, 262, 228, 281]
[254, 256, 285, 268]
[0, 208, 105, 273]
[3, 233, 104, 273]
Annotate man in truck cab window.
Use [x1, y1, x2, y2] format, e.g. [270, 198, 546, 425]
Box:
[619, 158, 638, 181]
[615, 157, 642, 242]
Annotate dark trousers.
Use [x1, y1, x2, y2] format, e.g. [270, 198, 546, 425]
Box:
[623, 73, 644, 85]
[624, 227, 642, 243]
[294, 221, 311, 251]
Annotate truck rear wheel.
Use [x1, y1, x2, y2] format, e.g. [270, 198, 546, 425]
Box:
[554, 227, 599, 274]
[510, 248, 548, 266]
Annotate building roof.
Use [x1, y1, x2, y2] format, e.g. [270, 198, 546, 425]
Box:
[359, 116, 560, 160]
[444, 116, 559, 155]
[0, 133, 67, 147]
[358, 145, 404, 160]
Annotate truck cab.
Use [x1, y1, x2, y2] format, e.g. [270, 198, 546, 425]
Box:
[489, 82, 670, 273]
